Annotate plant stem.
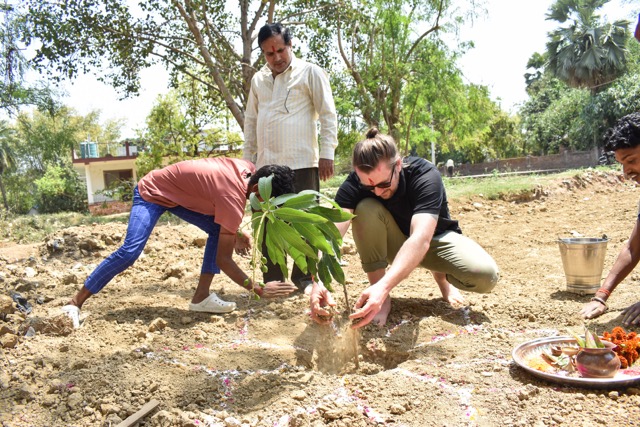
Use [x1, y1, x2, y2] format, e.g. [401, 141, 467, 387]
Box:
[341, 284, 359, 369]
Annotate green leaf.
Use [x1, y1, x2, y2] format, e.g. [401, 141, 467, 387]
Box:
[288, 246, 308, 274]
[265, 223, 288, 279]
[273, 207, 330, 224]
[568, 329, 586, 348]
[258, 175, 272, 201]
[249, 193, 262, 212]
[317, 255, 334, 292]
[281, 192, 318, 209]
[291, 222, 335, 256]
[308, 206, 355, 222]
[270, 219, 317, 259]
[316, 221, 343, 245]
[324, 253, 346, 285]
[584, 326, 605, 348]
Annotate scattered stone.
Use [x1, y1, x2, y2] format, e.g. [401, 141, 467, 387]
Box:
[0, 295, 15, 316]
[62, 274, 78, 285]
[291, 390, 306, 401]
[389, 403, 406, 414]
[193, 237, 207, 248]
[100, 403, 120, 415]
[78, 237, 105, 251]
[162, 263, 187, 279]
[1, 333, 18, 348]
[67, 392, 84, 408]
[46, 238, 65, 252]
[149, 318, 168, 332]
[102, 413, 123, 426]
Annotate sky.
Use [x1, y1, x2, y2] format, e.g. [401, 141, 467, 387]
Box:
[36, 0, 639, 139]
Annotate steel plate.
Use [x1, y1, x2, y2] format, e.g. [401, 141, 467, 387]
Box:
[512, 336, 640, 388]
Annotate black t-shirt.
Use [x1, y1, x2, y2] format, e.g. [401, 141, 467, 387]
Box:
[335, 156, 461, 236]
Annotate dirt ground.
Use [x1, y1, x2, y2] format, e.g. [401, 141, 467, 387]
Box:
[2, 169, 640, 427]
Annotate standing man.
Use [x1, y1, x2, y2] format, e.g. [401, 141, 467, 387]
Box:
[309, 128, 499, 328]
[446, 158, 454, 178]
[62, 159, 298, 328]
[580, 113, 640, 326]
[243, 22, 338, 291]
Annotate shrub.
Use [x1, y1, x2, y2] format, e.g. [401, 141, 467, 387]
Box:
[34, 166, 88, 214]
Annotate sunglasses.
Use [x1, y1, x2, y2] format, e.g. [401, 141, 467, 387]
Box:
[358, 165, 396, 191]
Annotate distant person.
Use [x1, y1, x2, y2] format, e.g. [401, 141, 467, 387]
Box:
[243, 22, 338, 292]
[309, 128, 499, 328]
[62, 158, 297, 328]
[446, 158, 454, 177]
[580, 112, 640, 326]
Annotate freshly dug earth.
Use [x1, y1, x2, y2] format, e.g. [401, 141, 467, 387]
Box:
[2, 169, 640, 427]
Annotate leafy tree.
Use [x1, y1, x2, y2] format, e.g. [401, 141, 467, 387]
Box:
[14, 106, 85, 171]
[0, 1, 54, 114]
[22, 0, 336, 131]
[0, 120, 17, 210]
[545, 0, 630, 94]
[136, 89, 244, 177]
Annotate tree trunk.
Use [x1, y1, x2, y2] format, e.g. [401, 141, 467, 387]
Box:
[0, 176, 9, 211]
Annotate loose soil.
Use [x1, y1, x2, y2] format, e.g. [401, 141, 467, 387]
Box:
[2, 169, 640, 427]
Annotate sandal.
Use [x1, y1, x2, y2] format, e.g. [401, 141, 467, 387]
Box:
[189, 293, 236, 314]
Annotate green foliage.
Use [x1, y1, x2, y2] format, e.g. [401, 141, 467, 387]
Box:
[94, 179, 134, 203]
[247, 176, 354, 293]
[545, 0, 630, 93]
[14, 106, 83, 171]
[0, 1, 55, 114]
[521, 40, 640, 155]
[136, 92, 243, 176]
[569, 325, 605, 348]
[34, 165, 87, 214]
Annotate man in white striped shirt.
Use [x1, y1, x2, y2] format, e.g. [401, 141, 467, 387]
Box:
[243, 22, 338, 292]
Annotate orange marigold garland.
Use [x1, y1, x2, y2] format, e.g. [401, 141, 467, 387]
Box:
[602, 327, 640, 369]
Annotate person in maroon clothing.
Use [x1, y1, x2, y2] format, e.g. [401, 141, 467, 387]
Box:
[62, 158, 297, 328]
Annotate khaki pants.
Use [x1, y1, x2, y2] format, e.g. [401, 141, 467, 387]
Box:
[352, 198, 499, 293]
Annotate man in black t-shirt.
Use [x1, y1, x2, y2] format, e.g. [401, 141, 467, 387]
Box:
[309, 128, 499, 328]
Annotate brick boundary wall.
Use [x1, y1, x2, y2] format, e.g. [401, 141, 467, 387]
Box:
[441, 147, 601, 177]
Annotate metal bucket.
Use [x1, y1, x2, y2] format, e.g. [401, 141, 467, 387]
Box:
[558, 237, 608, 295]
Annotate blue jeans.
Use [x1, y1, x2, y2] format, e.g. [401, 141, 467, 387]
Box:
[84, 187, 221, 294]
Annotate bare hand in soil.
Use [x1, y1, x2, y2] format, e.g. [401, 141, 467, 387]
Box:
[621, 302, 640, 326]
[259, 281, 297, 298]
[580, 300, 607, 320]
[309, 282, 336, 324]
[349, 285, 390, 329]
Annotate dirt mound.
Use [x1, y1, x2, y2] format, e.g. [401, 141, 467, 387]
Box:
[2, 169, 640, 426]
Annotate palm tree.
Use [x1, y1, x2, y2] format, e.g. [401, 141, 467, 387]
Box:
[0, 120, 17, 211]
[545, 0, 630, 94]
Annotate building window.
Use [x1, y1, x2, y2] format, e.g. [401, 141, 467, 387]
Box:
[104, 170, 133, 189]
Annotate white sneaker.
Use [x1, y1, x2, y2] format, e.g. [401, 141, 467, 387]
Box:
[189, 293, 236, 314]
[61, 305, 80, 329]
